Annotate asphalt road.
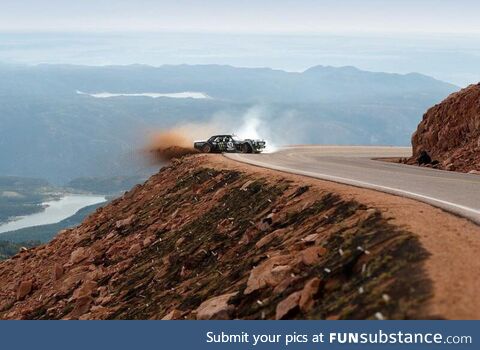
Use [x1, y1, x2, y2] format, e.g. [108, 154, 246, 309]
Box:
[226, 146, 480, 224]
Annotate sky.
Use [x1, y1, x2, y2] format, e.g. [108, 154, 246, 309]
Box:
[0, 1, 479, 86]
[1, 0, 480, 34]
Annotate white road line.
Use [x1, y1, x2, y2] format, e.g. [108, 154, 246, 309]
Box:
[226, 153, 480, 224]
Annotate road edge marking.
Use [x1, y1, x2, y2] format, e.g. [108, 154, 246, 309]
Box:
[225, 153, 480, 225]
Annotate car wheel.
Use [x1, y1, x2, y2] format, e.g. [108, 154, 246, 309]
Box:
[201, 144, 212, 153]
[242, 143, 253, 153]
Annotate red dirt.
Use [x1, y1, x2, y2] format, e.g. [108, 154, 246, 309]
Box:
[146, 130, 199, 162]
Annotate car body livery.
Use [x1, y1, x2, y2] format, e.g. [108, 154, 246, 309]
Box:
[194, 135, 266, 153]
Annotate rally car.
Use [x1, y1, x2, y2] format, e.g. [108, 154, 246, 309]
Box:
[194, 135, 266, 153]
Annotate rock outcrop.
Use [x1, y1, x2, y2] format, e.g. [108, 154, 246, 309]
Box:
[0, 155, 430, 320]
[411, 83, 480, 172]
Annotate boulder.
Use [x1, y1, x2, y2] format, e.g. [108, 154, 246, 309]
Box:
[275, 291, 301, 320]
[196, 292, 236, 320]
[299, 278, 322, 312]
[70, 296, 93, 319]
[70, 247, 88, 264]
[143, 235, 155, 246]
[298, 246, 327, 265]
[16, 280, 33, 300]
[273, 276, 301, 295]
[106, 242, 124, 258]
[73, 280, 98, 300]
[53, 263, 64, 280]
[302, 233, 319, 243]
[162, 309, 182, 320]
[416, 151, 432, 165]
[244, 255, 292, 294]
[255, 229, 288, 249]
[115, 215, 135, 229]
[58, 271, 87, 295]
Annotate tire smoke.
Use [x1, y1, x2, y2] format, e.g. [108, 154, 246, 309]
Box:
[145, 106, 282, 164]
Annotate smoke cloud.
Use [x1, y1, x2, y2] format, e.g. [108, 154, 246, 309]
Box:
[146, 105, 302, 164]
[235, 106, 278, 152]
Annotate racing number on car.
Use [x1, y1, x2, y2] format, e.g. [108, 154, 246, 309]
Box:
[227, 141, 234, 151]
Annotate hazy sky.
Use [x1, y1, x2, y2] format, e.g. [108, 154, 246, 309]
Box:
[1, 0, 480, 34]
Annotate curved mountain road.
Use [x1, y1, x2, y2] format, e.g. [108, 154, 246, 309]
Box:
[226, 146, 480, 225]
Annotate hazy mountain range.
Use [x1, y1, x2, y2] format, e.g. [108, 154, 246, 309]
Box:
[0, 63, 457, 184]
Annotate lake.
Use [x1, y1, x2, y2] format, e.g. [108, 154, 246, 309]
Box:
[76, 90, 210, 99]
[0, 194, 107, 234]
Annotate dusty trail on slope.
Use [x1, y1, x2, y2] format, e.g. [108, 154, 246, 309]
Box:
[214, 155, 480, 319]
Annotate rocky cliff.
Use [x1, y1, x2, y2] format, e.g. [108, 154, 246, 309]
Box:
[0, 155, 432, 320]
[411, 83, 480, 172]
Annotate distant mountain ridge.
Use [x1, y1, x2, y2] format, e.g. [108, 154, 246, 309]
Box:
[0, 63, 458, 183]
[0, 63, 456, 102]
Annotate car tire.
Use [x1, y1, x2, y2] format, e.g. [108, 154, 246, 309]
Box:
[241, 143, 253, 154]
[201, 144, 212, 153]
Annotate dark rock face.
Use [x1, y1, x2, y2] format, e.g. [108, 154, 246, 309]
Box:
[417, 151, 432, 165]
[411, 84, 480, 172]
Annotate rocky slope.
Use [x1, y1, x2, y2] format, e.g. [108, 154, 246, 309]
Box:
[411, 83, 480, 173]
[0, 155, 434, 319]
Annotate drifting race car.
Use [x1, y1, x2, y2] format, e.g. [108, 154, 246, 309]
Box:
[194, 135, 266, 153]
